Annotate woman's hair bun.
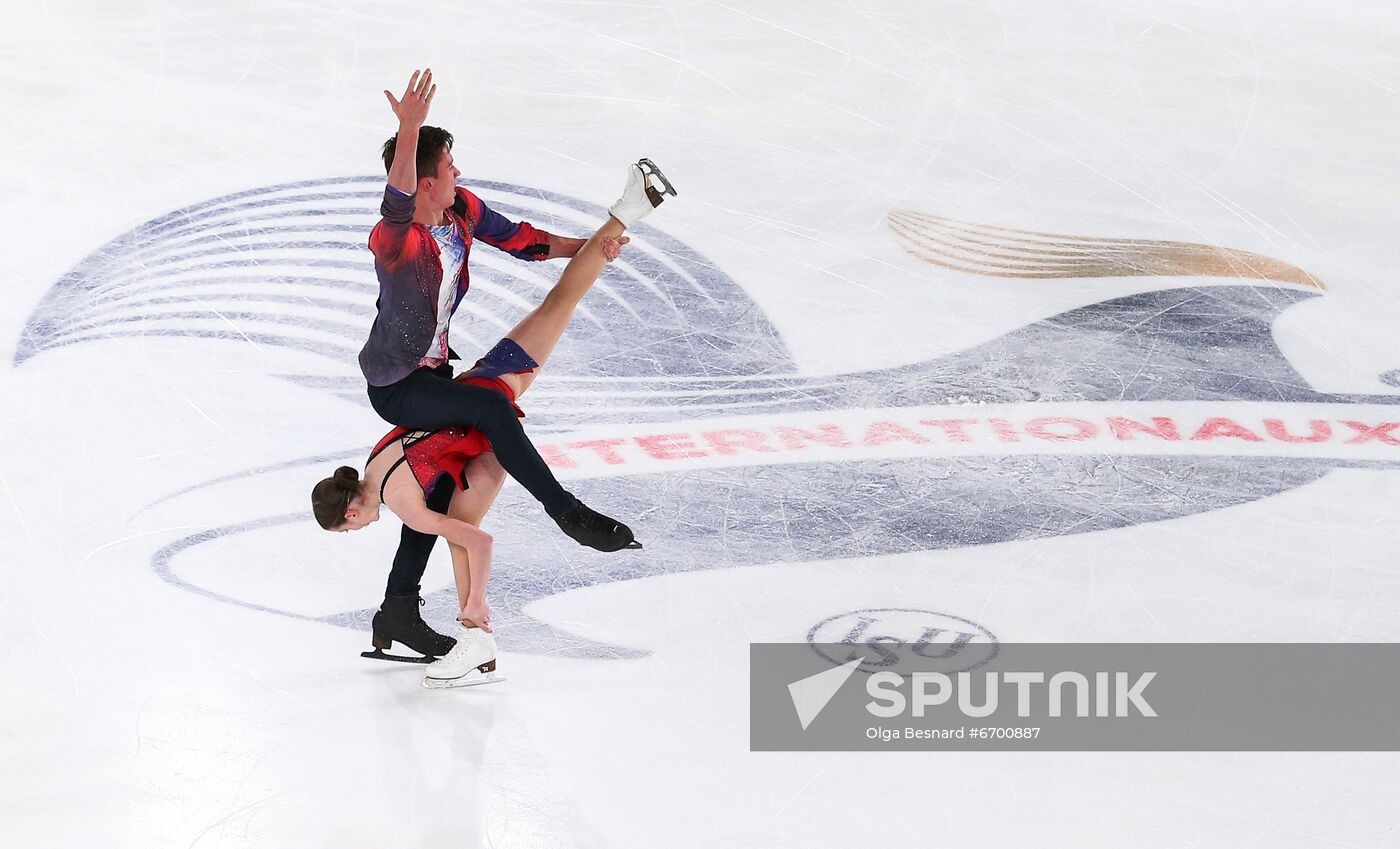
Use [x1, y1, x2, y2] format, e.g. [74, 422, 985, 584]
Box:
[332, 466, 360, 491]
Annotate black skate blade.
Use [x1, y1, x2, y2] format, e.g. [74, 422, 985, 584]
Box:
[624, 540, 643, 550]
[637, 158, 677, 197]
[361, 648, 436, 664]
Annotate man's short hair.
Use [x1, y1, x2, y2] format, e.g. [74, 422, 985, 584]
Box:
[381, 126, 455, 182]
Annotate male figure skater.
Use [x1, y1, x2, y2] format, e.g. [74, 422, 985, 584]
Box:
[360, 69, 655, 657]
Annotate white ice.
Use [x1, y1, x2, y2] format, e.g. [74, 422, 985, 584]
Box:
[2, 1, 1399, 846]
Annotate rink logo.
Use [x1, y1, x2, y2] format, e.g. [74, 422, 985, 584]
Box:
[32, 178, 1400, 659]
[533, 411, 1400, 471]
[806, 608, 998, 674]
[887, 210, 1327, 289]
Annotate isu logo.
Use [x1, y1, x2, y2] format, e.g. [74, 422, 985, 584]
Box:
[18, 178, 1400, 658]
[807, 608, 998, 674]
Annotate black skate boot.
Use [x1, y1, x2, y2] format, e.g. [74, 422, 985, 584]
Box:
[554, 500, 643, 552]
[360, 594, 457, 664]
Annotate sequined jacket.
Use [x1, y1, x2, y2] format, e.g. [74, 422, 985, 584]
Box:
[359, 185, 554, 386]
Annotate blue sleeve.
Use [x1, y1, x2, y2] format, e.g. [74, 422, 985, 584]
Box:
[379, 185, 415, 225]
[467, 191, 552, 260]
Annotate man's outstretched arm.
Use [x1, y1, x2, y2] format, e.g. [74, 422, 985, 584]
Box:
[465, 189, 585, 261]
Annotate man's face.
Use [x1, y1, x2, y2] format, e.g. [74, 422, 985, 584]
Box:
[420, 147, 461, 209]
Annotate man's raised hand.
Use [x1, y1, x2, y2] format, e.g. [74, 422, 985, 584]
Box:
[385, 69, 436, 128]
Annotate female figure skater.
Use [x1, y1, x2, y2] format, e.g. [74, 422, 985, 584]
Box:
[311, 159, 675, 687]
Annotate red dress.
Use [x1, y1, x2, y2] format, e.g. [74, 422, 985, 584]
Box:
[370, 375, 524, 493]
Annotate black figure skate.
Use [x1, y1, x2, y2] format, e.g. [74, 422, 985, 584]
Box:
[360, 594, 456, 664]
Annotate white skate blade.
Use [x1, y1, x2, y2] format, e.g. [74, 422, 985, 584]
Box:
[422, 671, 506, 690]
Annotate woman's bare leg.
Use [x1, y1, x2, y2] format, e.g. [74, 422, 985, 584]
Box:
[445, 454, 508, 630]
[497, 216, 628, 398]
[453, 454, 508, 525]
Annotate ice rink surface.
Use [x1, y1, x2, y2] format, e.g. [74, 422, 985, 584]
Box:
[2, 0, 1399, 846]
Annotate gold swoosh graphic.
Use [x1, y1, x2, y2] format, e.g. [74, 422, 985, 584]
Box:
[887, 210, 1325, 290]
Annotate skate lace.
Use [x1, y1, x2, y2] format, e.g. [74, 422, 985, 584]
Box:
[443, 629, 478, 662]
[575, 507, 619, 535]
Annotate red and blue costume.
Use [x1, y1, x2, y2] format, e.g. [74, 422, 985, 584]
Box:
[360, 185, 553, 387]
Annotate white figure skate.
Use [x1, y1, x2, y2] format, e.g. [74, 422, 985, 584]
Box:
[422, 624, 504, 689]
[607, 158, 678, 227]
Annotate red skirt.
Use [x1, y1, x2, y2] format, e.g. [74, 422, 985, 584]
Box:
[372, 375, 524, 492]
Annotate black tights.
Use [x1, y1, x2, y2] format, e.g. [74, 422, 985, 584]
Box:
[369, 365, 575, 598]
[385, 476, 454, 596]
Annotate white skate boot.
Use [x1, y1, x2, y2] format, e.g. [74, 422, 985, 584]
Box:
[422, 624, 504, 689]
[607, 158, 678, 227]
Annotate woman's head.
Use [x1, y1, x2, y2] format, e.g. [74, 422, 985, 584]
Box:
[311, 466, 378, 531]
